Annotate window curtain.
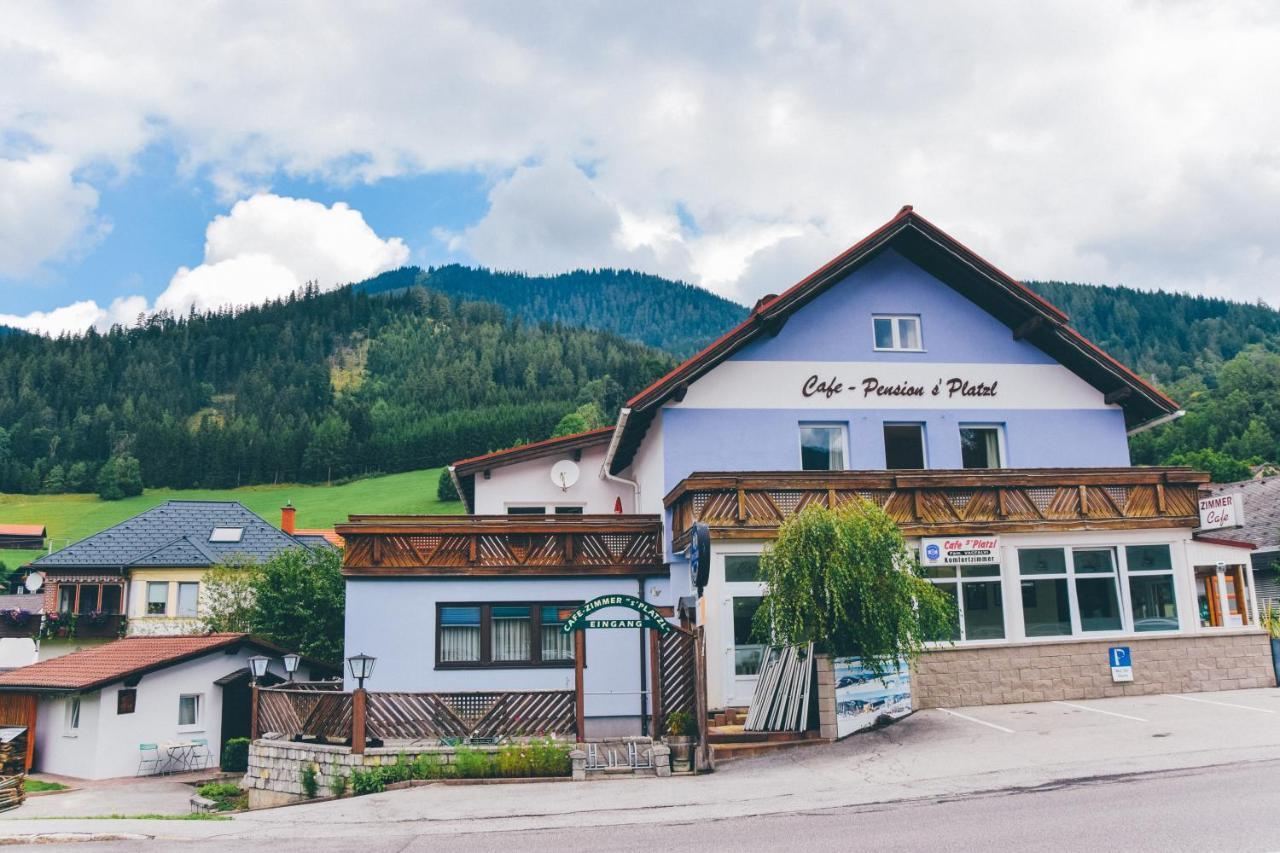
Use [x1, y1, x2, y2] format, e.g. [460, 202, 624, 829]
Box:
[540, 606, 574, 661]
[982, 429, 1000, 467]
[440, 606, 481, 662]
[491, 606, 531, 661]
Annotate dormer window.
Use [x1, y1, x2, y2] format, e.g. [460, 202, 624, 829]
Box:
[872, 315, 923, 351]
[209, 527, 243, 543]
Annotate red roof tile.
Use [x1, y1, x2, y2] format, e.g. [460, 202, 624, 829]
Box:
[0, 525, 45, 537]
[451, 426, 615, 472]
[0, 634, 253, 691]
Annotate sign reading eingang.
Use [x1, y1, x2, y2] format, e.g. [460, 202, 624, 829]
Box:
[560, 594, 672, 634]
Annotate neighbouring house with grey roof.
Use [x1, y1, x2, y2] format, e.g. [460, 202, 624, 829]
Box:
[23, 501, 327, 662]
[1198, 477, 1280, 612]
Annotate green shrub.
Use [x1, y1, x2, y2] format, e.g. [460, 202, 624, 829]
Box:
[381, 754, 412, 785]
[220, 738, 250, 773]
[196, 782, 241, 800]
[300, 763, 319, 799]
[666, 710, 696, 737]
[529, 738, 572, 776]
[350, 768, 385, 796]
[411, 752, 445, 780]
[497, 743, 533, 777]
[329, 762, 348, 797]
[454, 746, 495, 779]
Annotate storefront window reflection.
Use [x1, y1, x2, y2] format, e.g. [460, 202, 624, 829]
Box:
[924, 564, 1004, 641]
[1125, 545, 1178, 632]
[1019, 549, 1072, 636]
[732, 596, 765, 675]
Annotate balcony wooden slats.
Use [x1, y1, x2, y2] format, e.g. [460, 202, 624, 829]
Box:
[338, 515, 665, 578]
[664, 468, 1209, 548]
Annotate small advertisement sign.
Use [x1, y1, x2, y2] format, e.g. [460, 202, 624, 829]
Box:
[832, 657, 911, 739]
[920, 536, 1000, 567]
[1198, 493, 1244, 531]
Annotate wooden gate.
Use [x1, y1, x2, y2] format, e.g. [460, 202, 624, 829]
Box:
[0, 693, 36, 771]
[655, 628, 698, 733]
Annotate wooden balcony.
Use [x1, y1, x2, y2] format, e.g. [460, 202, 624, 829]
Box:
[665, 467, 1210, 549]
[337, 515, 666, 578]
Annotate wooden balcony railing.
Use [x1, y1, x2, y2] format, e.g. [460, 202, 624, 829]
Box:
[337, 515, 665, 578]
[665, 467, 1210, 548]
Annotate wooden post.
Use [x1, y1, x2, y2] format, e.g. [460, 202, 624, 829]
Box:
[649, 629, 662, 739]
[351, 687, 367, 755]
[250, 682, 260, 742]
[574, 631, 586, 742]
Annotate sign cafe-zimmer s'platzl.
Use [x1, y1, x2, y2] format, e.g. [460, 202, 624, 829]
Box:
[341, 207, 1274, 742]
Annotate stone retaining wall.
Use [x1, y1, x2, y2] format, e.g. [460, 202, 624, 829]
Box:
[245, 740, 505, 808]
[912, 630, 1276, 708]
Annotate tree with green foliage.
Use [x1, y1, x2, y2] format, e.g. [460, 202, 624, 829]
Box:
[96, 454, 143, 501]
[436, 468, 459, 502]
[249, 547, 345, 663]
[1164, 449, 1254, 484]
[200, 559, 261, 634]
[551, 402, 607, 437]
[754, 501, 955, 677]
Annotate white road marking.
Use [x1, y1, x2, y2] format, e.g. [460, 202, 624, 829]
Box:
[1053, 700, 1148, 722]
[938, 708, 1016, 733]
[1169, 694, 1276, 714]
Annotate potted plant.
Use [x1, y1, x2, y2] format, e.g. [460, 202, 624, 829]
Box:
[1262, 604, 1280, 684]
[665, 710, 697, 772]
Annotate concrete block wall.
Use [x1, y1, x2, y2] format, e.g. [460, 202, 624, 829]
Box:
[814, 654, 837, 741]
[913, 631, 1276, 709]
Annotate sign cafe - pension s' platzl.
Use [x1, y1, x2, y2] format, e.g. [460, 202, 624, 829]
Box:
[340, 206, 1274, 739]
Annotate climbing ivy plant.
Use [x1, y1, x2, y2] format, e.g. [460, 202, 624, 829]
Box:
[754, 500, 955, 676]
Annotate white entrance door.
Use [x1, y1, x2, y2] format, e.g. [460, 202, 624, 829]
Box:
[720, 553, 766, 708]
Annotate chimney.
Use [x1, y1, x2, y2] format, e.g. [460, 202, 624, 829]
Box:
[281, 502, 296, 535]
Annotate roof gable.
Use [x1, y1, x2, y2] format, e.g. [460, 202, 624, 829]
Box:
[609, 207, 1178, 474]
[33, 500, 312, 570]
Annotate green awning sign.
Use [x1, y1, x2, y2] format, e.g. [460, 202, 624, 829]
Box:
[561, 594, 672, 634]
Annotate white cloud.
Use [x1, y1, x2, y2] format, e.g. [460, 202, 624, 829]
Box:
[0, 155, 106, 278]
[3, 2, 1280, 303]
[2, 194, 407, 334]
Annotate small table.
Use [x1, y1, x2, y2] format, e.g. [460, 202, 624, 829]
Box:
[160, 741, 199, 774]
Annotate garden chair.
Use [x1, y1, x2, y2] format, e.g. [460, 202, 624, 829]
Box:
[137, 743, 163, 776]
[189, 739, 213, 770]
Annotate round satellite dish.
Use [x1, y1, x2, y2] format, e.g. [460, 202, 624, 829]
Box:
[550, 460, 580, 491]
[24, 572, 43, 593]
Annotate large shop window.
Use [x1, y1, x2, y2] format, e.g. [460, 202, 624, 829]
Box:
[960, 425, 1004, 469]
[925, 564, 1005, 641]
[800, 424, 846, 471]
[884, 424, 926, 469]
[1126, 545, 1179, 631]
[436, 603, 579, 668]
[872, 315, 923, 351]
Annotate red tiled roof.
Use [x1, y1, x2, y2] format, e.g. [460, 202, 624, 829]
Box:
[0, 525, 45, 537]
[451, 426, 615, 473]
[0, 634, 253, 691]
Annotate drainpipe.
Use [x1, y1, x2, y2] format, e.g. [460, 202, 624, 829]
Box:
[447, 465, 470, 513]
[601, 408, 641, 512]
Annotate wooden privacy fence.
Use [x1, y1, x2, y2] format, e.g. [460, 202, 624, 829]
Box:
[367, 691, 576, 741]
[656, 629, 697, 732]
[255, 687, 576, 749]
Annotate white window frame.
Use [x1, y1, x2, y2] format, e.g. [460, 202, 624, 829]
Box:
[798, 423, 848, 472]
[923, 564, 1007, 644]
[63, 697, 80, 737]
[146, 581, 169, 616]
[883, 422, 928, 469]
[872, 314, 924, 352]
[1017, 546, 1131, 640]
[1120, 544, 1182, 634]
[177, 693, 204, 732]
[176, 582, 200, 618]
[959, 423, 1006, 469]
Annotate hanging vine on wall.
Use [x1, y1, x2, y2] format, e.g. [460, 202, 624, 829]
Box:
[753, 499, 956, 677]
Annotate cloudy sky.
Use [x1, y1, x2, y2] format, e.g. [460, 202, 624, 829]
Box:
[2, 1, 1279, 335]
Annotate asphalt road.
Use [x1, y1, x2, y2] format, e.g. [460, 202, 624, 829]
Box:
[37, 758, 1280, 853]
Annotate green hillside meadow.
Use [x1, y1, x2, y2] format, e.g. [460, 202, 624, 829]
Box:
[0, 467, 461, 569]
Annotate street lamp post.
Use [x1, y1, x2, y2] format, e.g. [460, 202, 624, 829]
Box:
[345, 653, 376, 755]
[282, 653, 301, 683]
[247, 654, 270, 741]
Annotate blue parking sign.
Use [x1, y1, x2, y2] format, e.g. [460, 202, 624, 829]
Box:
[1109, 646, 1133, 682]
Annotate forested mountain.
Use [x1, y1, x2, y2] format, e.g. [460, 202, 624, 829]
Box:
[0, 284, 674, 494]
[1, 267, 1278, 496]
[357, 265, 748, 357]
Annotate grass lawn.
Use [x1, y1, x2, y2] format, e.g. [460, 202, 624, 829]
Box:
[0, 468, 462, 562]
[23, 780, 69, 792]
